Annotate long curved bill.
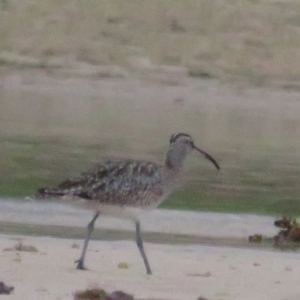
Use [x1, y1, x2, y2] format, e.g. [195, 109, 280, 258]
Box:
[192, 144, 220, 170]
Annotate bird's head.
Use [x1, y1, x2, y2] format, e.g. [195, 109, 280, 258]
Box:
[166, 133, 220, 170]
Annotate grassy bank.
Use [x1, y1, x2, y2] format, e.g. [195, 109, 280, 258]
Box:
[1, 1, 300, 216]
[1, 0, 300, 82]
[2, 135, 300, 216]
[1, 73, 300, 216]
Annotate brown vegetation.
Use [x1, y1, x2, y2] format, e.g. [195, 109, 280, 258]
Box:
[1, 0, 300, 82]
[274, 217, 300, 249]
[74, 288, 134, 300]
[249, 217, 300, 249]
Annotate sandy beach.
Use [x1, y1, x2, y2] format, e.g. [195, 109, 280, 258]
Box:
[0, 199, 299, 300]
[1, 1, 300, 299]
[1, 234, 300, 300]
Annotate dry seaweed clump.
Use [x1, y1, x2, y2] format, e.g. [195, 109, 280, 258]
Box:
[74, 289, 134, 300]
[74, 288, 107, 300]
[105, 291, 134, 300]
[248, 217, 300, 249]
[248, 234, 262, 243]
[274, 217, 300, 249]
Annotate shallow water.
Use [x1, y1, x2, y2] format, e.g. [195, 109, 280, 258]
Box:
[1, 71, 300, 214]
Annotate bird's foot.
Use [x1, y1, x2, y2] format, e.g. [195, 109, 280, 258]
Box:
[146, 268, 152, 275]
[75, 259, 86, 270]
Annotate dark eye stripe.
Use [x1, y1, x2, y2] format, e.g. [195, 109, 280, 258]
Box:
[170, 133, 191, 144]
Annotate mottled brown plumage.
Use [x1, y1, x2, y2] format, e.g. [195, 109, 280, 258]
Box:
[37, 160, 170, 208]
[35, 133, 220, 274]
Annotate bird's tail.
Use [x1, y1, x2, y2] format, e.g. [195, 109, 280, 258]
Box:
[34, 187, 66, 199]
[34, 187, 91, 201]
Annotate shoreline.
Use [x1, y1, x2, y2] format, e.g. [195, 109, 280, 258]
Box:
[0, 198, 278, 240]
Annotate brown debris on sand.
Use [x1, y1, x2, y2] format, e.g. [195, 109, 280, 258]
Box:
[248, 217, 300, 249]
[74, 288, 134, 300]
[274, 217, 300, 249]
[74, 288, 107, 300]
[0, 282, 14, 294]
[14, 241, 38, 252]
[105, 291, 134, 300]
[248, 234, 262, 243]
[3, 241, 38, 253]
[117, 262, 129, 269]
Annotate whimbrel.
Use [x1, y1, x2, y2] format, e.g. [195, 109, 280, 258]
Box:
[35, 133, 220, 274]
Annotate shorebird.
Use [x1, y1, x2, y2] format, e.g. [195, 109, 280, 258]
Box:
[35, 133, 220, 275]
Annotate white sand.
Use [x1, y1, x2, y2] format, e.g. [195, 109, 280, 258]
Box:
[1, 234, 300, 300]
[0, 199, 299, 300]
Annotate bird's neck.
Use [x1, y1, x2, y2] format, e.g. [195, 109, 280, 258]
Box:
[165, 147, 187, 172]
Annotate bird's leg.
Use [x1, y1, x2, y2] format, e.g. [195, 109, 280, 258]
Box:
[75, 211, 100, 270]
[135, 220, 152, 275]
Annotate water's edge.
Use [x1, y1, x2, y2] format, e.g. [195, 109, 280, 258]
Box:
[0, 198, 277, 250]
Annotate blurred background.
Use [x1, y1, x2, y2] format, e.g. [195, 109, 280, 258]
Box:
[1, 0, 300, 215]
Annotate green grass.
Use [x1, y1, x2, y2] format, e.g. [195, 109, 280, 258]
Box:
[2, 137, 300, 216]
[162, 189, 300, 216]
